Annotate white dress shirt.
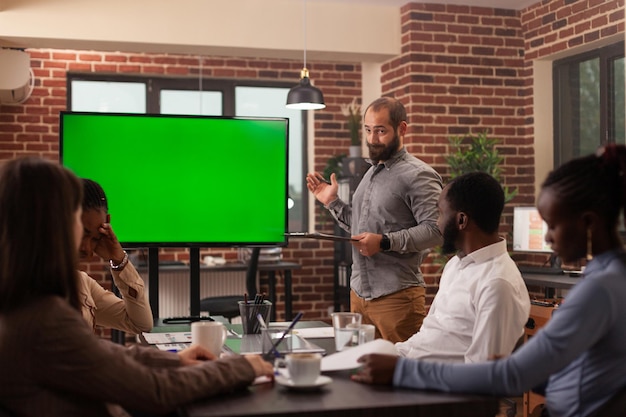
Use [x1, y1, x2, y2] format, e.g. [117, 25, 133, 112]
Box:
[395, 238, 530, 363]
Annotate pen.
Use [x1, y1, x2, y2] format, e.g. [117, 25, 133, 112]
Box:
[267, 311, 303, 358]
[256, 313, 268, 330]
[316, 173, 331, 185]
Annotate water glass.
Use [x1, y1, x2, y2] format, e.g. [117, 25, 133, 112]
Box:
[261, 326, 292, 362]
[331, 312, 362, 351]
[358, 323, 376, 344]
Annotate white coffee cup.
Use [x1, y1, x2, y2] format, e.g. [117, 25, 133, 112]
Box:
[191, 321, 227, 357]
[283, 352, 321, 385]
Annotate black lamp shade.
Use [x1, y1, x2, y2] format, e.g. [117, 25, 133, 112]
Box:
[286, 76, 325, 110]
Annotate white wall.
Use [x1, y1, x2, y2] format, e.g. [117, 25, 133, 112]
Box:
[0, 0, 400, 63]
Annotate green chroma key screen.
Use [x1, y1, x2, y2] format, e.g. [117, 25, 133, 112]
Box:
[60, 112, 288, 247]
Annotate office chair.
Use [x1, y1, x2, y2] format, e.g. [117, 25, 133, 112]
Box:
[199, 248, 260, 322]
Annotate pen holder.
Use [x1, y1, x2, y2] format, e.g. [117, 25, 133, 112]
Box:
[238, 300, 272, 334]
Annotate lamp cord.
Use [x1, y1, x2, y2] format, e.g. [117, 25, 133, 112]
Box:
[198, 56, 203, 114]
[303, 0, 307, 69]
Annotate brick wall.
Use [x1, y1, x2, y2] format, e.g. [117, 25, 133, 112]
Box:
[0, 0, 623, 325]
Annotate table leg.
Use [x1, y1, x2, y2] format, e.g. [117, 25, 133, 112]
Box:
[285, 270, 293, 320]
[268, 271, 277, 322]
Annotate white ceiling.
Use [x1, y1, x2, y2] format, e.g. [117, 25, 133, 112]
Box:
[327, 0, 539, 11]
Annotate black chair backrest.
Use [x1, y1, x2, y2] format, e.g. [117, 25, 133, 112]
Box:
[246, 247, 260, 297]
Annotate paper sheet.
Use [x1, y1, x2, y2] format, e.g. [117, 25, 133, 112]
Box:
[155, 343, 190, 352]
[321, 339, 398, 371]
[292, 327, 335, 338]
[286, 232, 358, 242]
[142, 331, 192, 344]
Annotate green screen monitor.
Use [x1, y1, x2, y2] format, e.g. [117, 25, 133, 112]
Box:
[60, 112, 288, 247]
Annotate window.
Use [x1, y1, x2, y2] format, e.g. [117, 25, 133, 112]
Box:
[68, 74, 308, 233]
[553, 42, 625, 166]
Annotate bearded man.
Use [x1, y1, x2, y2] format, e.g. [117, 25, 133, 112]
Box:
[306, 96, 443, 342]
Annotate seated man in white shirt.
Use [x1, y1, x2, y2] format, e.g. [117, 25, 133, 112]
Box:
[395, 171, 530, 363]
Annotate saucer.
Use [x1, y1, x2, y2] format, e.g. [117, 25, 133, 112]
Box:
[275, 375, 332, 391]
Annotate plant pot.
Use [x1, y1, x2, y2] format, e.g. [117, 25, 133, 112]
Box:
[349, 145, 362, 158]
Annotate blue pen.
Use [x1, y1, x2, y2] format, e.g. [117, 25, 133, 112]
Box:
[267, 311, 303, 358]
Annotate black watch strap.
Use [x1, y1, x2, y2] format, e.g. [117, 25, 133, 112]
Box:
[380, 234, 391, 251]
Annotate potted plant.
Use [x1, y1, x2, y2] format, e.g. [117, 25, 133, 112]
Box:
[446, 131, 517, 203]
[341, 97, 362, 157]
[431, 131, 518, 268]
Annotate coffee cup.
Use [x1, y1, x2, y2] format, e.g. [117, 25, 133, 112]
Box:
[191, 321, 227, 357]
[281, 352, 321, 385]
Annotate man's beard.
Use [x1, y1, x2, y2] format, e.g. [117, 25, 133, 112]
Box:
[440, 217, 459, 255]
[367, 131, 400, 164]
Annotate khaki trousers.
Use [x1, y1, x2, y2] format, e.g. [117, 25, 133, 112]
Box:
[350, 286, 426, 344]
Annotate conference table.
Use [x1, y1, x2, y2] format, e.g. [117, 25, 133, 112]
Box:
[151, 321, 500, 417]
[181, 368, 499, 417]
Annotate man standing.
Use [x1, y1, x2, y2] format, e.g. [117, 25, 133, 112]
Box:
[395, 171, 531, 362]
[306, 97, 442, 343]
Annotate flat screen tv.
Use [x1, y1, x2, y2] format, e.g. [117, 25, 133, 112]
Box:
[512, 206, 552, 253]
[60, 112, 288, 247]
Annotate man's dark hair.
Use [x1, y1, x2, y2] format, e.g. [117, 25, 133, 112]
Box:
[446, 171, 504, 234]
[364, 96, 407, 131]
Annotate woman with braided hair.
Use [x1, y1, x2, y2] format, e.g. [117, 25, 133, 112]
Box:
[353, 145, 626, 417]
[79, 178, 153, 333]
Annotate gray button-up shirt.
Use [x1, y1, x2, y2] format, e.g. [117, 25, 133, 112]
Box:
[327, 148, 443, 300]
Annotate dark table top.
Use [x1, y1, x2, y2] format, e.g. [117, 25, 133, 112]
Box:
[180, 368, 499, 417]
[175, 322, 498, 417]
[143, 320, 499, 417]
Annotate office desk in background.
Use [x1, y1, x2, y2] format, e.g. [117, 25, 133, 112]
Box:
[138, 262, 301, 321]
[521, 271, 581, 299]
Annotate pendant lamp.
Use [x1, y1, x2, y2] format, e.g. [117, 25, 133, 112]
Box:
[286, 0, 325, 110]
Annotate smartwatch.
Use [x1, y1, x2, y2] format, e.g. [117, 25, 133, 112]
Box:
[380, 234, 391, 251]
